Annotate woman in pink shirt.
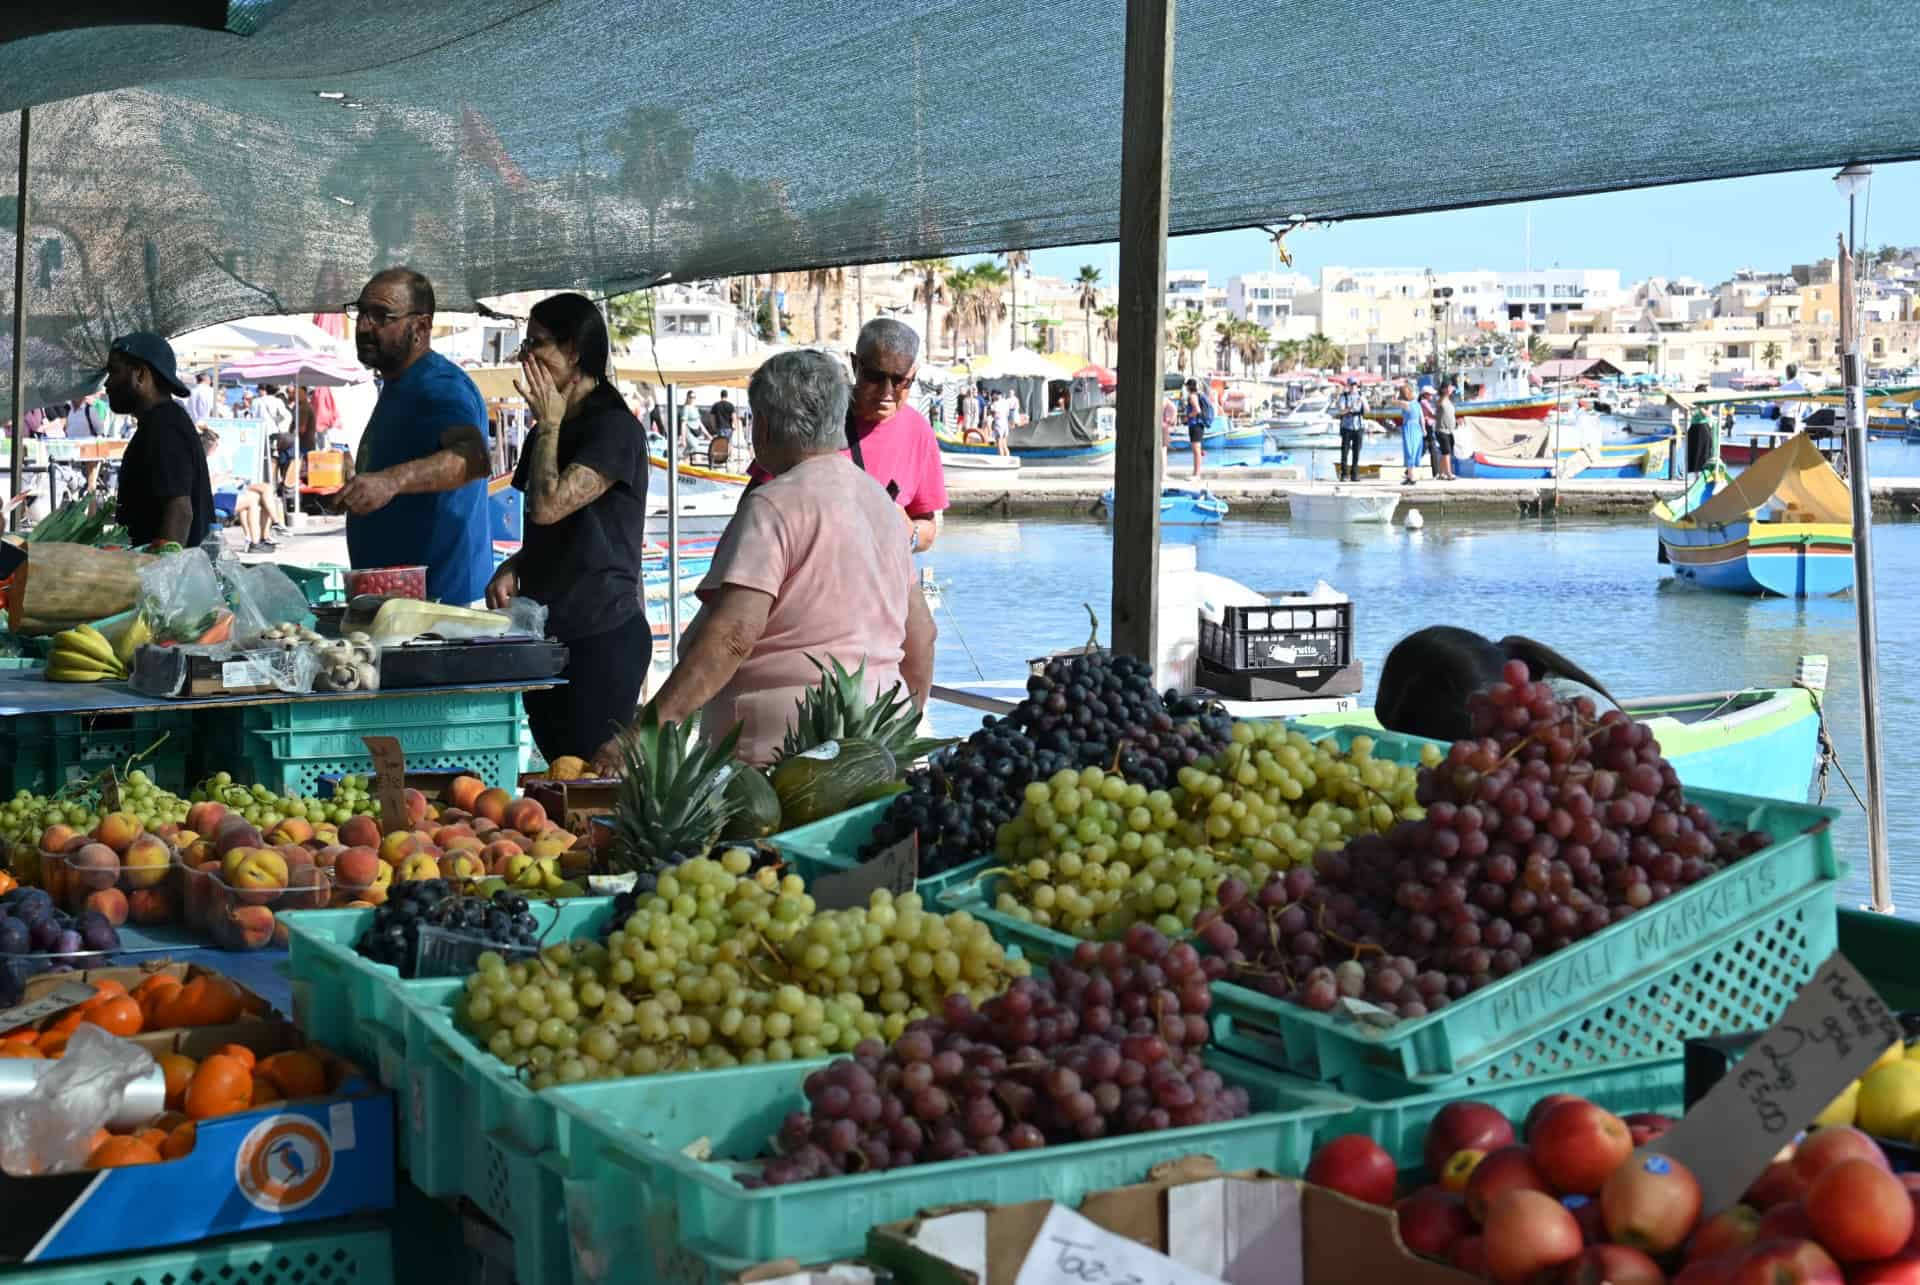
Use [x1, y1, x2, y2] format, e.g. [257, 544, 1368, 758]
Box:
[592, 350, 937, 769]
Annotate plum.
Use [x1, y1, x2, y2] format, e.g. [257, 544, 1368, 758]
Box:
[0, 918, 26, 954]
[0, 887, 47, 908]
[51, 929, 82, 955]
[75, 911, 118, 952]
[14, 898, 51, 925]
[27, 917, 61, 951]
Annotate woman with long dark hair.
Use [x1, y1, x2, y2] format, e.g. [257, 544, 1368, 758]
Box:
[487, 292, 651, 763]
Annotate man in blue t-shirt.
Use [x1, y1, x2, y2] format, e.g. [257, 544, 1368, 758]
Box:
[336, 267, 492, 604]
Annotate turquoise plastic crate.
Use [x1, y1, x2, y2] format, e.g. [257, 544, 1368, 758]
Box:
[282, 563, 348, 607]
[283, 898, 623, 1072]
[0, 710, 196, 795]
[772, 797, 991, 902]
[544, 1052, 1350, 1285]
[1208, 789, 1842, 1086]
[0, 1221, 395, 1285]
[197, 691, 525, 796]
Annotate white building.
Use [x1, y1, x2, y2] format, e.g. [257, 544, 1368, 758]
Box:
[1166, 269, 1225, 316]
[1494, 269, 1621, 325]
[1226, 271, 1315, 333]
[643, 284, 763, 363]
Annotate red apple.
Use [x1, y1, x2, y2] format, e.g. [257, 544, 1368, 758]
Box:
[1566, 1243, 1666, 1285]
[1305, 1134, 1396, 1208]
[1791, 1127, 1889, 1187]
[1393, 1188, 1473, 1261]
[1424, 1101, 1516, 1178]
[1758, 1201, 1814, 1242]
[1746, 1159, 1810, 1211]
[1804, 1158, 1913, 1263]
[1562, 1193, 1605, 1245]
[1481, 1189, 1584, 1284]
[1689, 1204, 1763, 1263]
[1725, 1239, 1843, 1285]
[1530, 1099, 1634, 1195]
[1524, 1092, 1583, 1141]
[1602, 1152, 1702, 1255]
[1446, 1234, 1485, 1276]
[1852, 1253, 1920, 1285]
[1625, 1111, 1677, 1147]
[1465, 1145, 1551, 1224]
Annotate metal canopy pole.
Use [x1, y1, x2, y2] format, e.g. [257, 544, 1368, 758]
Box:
[1109, 0, 1174, 668]
[8, 108, 29, 529]
[1834, 166, 1891, 913]
[665, 382, 681, 666]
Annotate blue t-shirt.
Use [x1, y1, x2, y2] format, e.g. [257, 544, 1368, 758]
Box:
[346, 351, 491, 605]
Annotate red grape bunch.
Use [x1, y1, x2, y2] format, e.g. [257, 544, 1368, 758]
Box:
[747, 922, 1249, 1186]
[1192, 661, 1773, 1018]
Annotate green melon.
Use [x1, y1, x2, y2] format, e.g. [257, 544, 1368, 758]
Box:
[769, 738, 898, 828]
[720, 763, 783, 840]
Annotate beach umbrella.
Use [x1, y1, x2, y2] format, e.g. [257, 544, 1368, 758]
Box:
[1074, 363, 1117, 389]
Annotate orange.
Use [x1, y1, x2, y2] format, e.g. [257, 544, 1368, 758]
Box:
[258, 1050, 328, 1100]
[0, 1043, 43, 1059]
[153, 976, 243, 1029]
[249, 1078, 283, 1107]
[133, 976, 183, 1027]
[88, 1135, 162, 1168]
[36, 1029, 70, 1058]
[82, 979, 129, 1004]
[160, 1120, 197, 1160]
[183, 1053, 252, 1120]
[1, 1027, 36, 1044]
[213, 1042, 256, 1071]
[156, 1053, 197, 1111]
[135, 1127, 169, 1151]
[82, 996, 143, 1038]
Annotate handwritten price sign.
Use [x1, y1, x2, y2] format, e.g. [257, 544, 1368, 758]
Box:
[1014, 1203, 1225, 1285]
[1654, 952, 1901, 1216]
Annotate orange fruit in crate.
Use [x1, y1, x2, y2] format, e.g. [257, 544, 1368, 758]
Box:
[0, 1043, 44, 1059]
[183, 1054, 252, 1120]
[133, 976, 183, 1026]
[87, 1126, 112, 1153]
[156, 1053, 197, 1110]
[135, 1127, 169, 1151]
[249, 1078, 283, 1107]
[88, 1135, 163, 1168]
[258, 1050, 328, 1100]
[0, 870, 15, 895]
[82, 996, 143, 1038]
[152, 975, 244, 1029]
[160, 1120, 197, 1160]
[213, 1042, 256, 1070]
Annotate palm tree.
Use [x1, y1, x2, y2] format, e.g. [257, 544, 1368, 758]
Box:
[1524, 333, 1553, 365]
[1171, 315, 1205, 373]
[1075, 265, 1103, 358]
[1269, 338, 1302, 374]
[1002, 250, 1030, 351]
[905, 258, 951, 358]
[807, 266, 844, 344]
[1096, 305, 1118, 366]
[1233, 321, 1268, 378]
[1761, 340, 1783, 370]
[970, 261, 1010, 352]
[942, 264, 978, 354]
[1213, 319, 1239, 374]
[1303, 332, 1342, 372]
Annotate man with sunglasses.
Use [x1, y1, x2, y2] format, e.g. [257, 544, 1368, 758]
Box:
[335, 267, 492, 605]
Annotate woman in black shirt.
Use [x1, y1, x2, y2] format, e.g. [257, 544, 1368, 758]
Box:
[486, 293, 650, 762]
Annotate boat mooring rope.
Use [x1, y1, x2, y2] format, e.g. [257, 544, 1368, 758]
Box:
[1807, 689, 1864, 812]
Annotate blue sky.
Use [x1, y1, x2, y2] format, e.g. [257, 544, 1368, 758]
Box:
[1016, 162, 1919, 288]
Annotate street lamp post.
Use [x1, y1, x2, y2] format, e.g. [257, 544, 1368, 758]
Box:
[1834, 161, 1891, 913]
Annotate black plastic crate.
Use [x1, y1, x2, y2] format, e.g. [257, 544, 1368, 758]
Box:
[1197, 596, 1354, 674]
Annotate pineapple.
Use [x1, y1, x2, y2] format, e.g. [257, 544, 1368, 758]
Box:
[777, 656, 952, 764]
[608, 706, 744, 875]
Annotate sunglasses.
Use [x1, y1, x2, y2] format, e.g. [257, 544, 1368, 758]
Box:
[855, 360, 913, 391]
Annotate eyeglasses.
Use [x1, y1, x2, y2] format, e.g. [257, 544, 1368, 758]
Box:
[855, 359, 914, 391]
[343, 303, 419, 327]
[513, 335, 556, 359]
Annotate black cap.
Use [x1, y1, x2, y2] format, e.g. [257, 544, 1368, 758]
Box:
[108, 331, 190, 398]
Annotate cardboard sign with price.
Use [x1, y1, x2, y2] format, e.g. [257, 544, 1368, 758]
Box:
[362, 736, 411, 835]
[1652, 952, 1903, 1216]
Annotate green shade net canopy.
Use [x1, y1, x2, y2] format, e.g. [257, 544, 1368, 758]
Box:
[2, 0, 1919, 407]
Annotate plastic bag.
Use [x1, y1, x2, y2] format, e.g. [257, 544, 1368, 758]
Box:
[0, 1025, 159, 1175]
[507, 596, 549, 639]
[135, 547, 226, 643]
[214, 557, 315, 640]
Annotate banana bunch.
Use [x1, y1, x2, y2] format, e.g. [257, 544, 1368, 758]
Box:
[49, 624, 128, 682]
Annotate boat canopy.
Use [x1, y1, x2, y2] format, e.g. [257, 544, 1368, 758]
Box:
[1685, 433, 1851, 526]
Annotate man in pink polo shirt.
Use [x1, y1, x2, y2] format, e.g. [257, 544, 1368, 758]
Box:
[749, 317, 948, 553]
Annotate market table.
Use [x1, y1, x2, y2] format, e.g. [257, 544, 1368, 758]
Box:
[0, 669, 556, 717]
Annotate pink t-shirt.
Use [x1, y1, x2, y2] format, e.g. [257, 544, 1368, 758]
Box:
[697, 454, 913, 764]
[747, 406, 949, 518]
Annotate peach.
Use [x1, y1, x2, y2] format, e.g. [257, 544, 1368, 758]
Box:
[283, 867, 331, 911]
[474, 788, 511, 826]
[338, 815, 382, 849]
[377, 831, 418, 863]
[70, 842, 122, 891]
[269, 817, 314, 847]
[153, 822, 182, 841]
[496, 830, 531, 852]
[443, 852, 487, 881]
[39, 823, 78, 853]
[127, 887, 175, 925]
[185, 802, 227, 835]
[84, 887, 128, 926]
[439, 807, 472, 825]
[312, 822, 338, 846]
[334, 846, 381, 886]
[224, 849, 290, 903]
[395, 852, 441, 884]
[95, 811, 143, 854]
[481, 840, 524, 874]
[402, 788, 430, 827]
[529, 834, 573, 861]
[432, 824, 475, 848]
[122, 834, 172, 890]
[505, 798, 548, 835]
[342, 899, 376, 910]
[213, 819, 265, 857]
[446, 775, 486, 813]
[210, 903, 277, 951]
[471, 817, 499, 837]
[443, 835, 485, 855]
[312, 844, 346, 871]
[181, 837, 215, 867]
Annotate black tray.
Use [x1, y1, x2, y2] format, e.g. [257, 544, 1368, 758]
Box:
[377, 638, 569, 688]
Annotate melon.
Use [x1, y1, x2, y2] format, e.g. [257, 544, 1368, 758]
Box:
[721, 764, 783, 840]
[769, 739, 898, 828]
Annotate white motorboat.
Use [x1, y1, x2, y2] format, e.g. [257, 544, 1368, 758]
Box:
[939, 451, 1022, 471]
[1284, 486, 1401, 524]
[1610, 396, 1677, 429]
[1267, 395, 1335, 439]
[644, 461, 742, 539]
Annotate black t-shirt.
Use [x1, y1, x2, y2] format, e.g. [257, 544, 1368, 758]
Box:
[118, 400, 213, 548]
[511, 383, 649, 642]
[712, 397, 735, 434]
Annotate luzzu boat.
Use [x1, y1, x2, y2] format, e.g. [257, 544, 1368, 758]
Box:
[1652, 432, 1853, 597]
[1456, 439, 1670, 480]
[1168, 413, 1263, 451]
[937, 432, 1116, 465]
[1099, 484, 1228, 524]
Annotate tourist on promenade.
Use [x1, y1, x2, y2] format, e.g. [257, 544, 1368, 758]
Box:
[338, 266, 493, 605]
[1398, 382, 1425, 485]
[1183, 378, 1210, 476]
[990, 387, 1013, 456]
[1333, 377, 1368, 481]
[1433, 381, 1458, 480]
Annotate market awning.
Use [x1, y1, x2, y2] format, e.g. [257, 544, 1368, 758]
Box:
[1534, 359, 1624, 381]
[2, 1, 1920, 405]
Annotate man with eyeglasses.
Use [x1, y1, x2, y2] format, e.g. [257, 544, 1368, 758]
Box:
[335, 267, 492, 605]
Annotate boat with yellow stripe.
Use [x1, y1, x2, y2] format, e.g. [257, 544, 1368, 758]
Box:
[1652, 432, 1853, 597]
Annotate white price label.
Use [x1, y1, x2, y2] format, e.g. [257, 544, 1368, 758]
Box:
[1015, 1204, 1226, 1285]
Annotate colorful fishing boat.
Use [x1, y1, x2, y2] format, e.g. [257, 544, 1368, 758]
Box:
[1652, 432, 1853, 597]
[1100, 485, 1228, 524]
[1455, 439, 1669, 480]
[936, 432, 1116, 465]
[1455, 356, 1554, 421]
[1168, 414, 1262, 451]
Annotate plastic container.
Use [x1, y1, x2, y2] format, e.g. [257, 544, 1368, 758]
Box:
[0, 709, 196, 795]
[346, 564, 428, 598]
[1198, 595, 1354, 674]
[542, 1051, 1349, 1285]
[171, 850, 333, 950]
[0, 1221, 396, 1285]
[771, 797, 991, 902]
[38, 837, 180, 919]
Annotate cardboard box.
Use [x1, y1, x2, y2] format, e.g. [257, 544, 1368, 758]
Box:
[7, 961, 280, 1034]
[0, 1016, 396, 1264]
[866, 1158, 1473, 1285]
[129, 645, 286, 698]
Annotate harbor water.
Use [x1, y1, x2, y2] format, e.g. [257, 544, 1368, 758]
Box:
[922, 433, 1920, 916]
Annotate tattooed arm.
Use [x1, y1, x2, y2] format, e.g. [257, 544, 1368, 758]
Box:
[523, 420, 614, 525]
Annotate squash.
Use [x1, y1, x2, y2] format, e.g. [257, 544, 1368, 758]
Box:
[10, 545, 152, 634]
[720, 764, 783, 840]
[769, 738, 897, 828]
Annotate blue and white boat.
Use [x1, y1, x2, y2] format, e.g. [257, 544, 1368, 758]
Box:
[1455, 439, 1669, 480]
[1100, 485, 1228, 525]
[1652, 434, 1854, 597]
[1169, 413, 1263, 452]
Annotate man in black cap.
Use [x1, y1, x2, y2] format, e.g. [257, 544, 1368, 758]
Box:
[105, 331, 214, 548]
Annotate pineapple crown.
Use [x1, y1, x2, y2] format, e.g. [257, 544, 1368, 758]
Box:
[608, 705, 745, 876]
[776, 655, 952, 764]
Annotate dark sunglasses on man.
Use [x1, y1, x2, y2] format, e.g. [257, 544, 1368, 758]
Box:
[854, 357, 913, 390]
